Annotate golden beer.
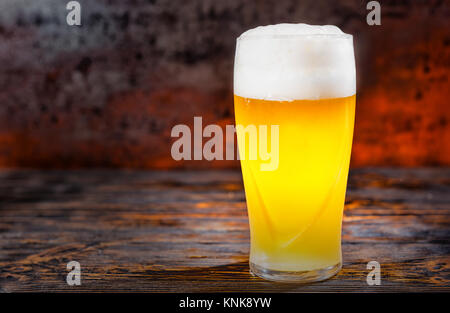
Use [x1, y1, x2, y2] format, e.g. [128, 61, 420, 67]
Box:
[234, 24, 356, 282]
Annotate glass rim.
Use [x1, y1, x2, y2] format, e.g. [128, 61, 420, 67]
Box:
[237, 33, 353, 41]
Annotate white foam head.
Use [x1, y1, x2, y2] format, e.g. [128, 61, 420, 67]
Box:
[234, 23, 356, 101]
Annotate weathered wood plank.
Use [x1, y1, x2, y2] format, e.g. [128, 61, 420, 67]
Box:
[0, 169, 449, 292]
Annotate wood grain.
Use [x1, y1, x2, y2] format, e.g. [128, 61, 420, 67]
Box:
[0, 169, 449, 292]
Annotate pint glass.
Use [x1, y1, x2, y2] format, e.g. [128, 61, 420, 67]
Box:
[233, 24, 356, 282]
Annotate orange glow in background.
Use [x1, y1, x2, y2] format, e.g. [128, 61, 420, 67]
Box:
[0, 2, 448, 168]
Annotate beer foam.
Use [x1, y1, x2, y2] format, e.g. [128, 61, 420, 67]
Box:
[234, 24, 356, 101]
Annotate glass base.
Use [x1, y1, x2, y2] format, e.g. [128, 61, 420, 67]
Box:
[250, 262, 341, 283]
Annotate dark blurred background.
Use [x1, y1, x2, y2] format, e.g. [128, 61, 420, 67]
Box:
[0, 0, 448, 169]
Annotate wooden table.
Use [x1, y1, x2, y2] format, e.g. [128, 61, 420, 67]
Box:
[0, 169, 449, 292]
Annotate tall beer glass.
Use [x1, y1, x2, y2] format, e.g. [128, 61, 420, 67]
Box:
[234, 24, 356, 282]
